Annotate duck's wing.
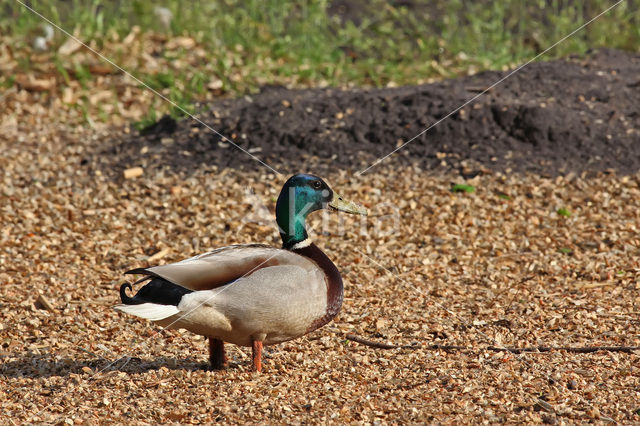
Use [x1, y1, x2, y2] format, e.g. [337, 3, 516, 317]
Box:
[126, 244, 317, 291]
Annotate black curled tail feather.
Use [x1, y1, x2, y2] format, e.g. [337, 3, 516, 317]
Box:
[120, 283, 142, 305]
[119, 278, 193, 306]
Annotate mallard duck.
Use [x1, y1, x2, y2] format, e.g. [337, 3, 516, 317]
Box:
[115, 174, 366, 372]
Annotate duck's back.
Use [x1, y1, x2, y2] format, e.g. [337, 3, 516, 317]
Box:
[127, 244, 320, 291]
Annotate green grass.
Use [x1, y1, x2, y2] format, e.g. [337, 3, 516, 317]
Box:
[450, 184, 476, 193]
[1, 0, 638, 125]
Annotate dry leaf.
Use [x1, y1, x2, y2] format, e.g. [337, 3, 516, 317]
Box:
[166, 36, 196, 50]
[15, 75, 54, 91]
[147, 248, 170, 262]
[58, 38, 83, 56]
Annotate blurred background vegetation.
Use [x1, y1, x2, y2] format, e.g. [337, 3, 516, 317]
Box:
[1, 0, 638, 125]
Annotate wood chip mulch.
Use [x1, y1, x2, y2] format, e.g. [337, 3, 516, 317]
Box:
[2, 114, 639, 423]
[1, 38, 639, 423]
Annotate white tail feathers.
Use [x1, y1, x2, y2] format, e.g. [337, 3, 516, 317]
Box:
[114, 303, 179, 321]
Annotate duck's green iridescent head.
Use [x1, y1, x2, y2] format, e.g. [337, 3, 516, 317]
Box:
[275, 174, 367, 248]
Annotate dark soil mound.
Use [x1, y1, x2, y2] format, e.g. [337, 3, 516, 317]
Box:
[96, 49, 640, 177]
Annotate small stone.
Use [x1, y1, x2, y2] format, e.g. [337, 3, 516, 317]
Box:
[34, 294, 56, 312]
[535, 399, 555, 413]
[123, 167, 143, 179]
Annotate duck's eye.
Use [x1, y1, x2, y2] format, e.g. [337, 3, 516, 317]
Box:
[312, 181, 322, 189]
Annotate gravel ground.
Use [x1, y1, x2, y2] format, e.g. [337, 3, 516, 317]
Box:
[2, 114, 640, 423]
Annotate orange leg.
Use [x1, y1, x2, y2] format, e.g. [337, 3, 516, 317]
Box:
[252, 340, 263, 372]
[209, 338, 226, 370]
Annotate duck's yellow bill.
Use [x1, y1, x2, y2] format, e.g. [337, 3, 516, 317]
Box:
[329, 192, 368, 215]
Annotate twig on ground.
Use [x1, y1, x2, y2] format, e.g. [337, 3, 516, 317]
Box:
[345, 334, 459, 350]
[344, 334, 423, 349]
[345, 334, 640, 354]
[345, 334, 399, 349]
[487, 345, 640, 354]
[78, 347, 112, 362]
